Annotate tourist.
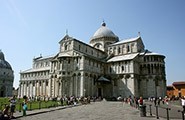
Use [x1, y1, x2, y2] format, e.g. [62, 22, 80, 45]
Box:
[0, 104, 10, 120]
[164, 96, 169, 105]
[22, 102, 28, 116]
[9, 96, 16, 119]
[181, 96, 185, 112]
[154, 97, 157, 106]
[138, 96, 143, 106]
[22, 95, 28, 116]
[134, 97, 139, 108]
[60, 97, 64, 106]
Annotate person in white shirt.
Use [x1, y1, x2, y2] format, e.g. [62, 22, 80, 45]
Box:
[181, 96, 185, 112]
[9, 96, 16, 119]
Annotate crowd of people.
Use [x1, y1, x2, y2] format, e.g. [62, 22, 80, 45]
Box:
[117, 95, 185, 113]
[0, 95, 185, 119]
[0, 95, 97, 119]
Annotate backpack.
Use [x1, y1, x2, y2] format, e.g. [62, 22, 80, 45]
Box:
[23, 104, 27, 110]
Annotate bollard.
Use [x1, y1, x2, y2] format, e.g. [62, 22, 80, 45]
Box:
[19, 103, 22, 112]
[39, 101, 41, 109]
[29, 102, 32, 111]
[46, 101, 48, 108]
[155, 105, 159, 119]
[166, 108, 171, 120]
[0, 102, 2, 110]
[178, 110, 184, 120]
[149, 104, 152, 116]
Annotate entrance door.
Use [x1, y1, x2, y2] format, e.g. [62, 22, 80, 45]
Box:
[0, 86, 5, 97]
[0, 91, 4, 97]
[98, 88, 102, 97]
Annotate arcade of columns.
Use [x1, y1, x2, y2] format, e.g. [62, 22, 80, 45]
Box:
[19, 71, 98, 98]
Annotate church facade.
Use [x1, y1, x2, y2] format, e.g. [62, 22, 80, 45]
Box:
[18, 22, 166, 99]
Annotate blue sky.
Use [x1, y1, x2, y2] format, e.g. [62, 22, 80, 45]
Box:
[0, 0, 185, 88]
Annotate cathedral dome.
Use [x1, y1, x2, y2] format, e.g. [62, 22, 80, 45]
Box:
[0, 51, 12, 69]
[91, 22, 118, 39]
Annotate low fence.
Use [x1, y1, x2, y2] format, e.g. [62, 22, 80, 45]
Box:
[0, 100, 67, 112]
[144, 103, 184, 120]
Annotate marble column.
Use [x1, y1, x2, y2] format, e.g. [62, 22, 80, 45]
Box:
[26, 82, 29, 97]
[21, 83, 24, 98]
[70, 77, 73, 96]
[33, 81, 36, 97]
[61, 80, 64, 97]
[80, 72, 84, 97]
[55, 79, 59, 97]
[40, 81, 43, 96]
[30, 82, 33, 97]
[48, 78, 52, 97]
[23, 82, 27, 96]
[36, 81, 39, 96]
[43, 80, 46, 96]
[75, 76, 78, 97]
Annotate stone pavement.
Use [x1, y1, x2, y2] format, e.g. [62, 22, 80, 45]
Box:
[14, 101, 168, 120]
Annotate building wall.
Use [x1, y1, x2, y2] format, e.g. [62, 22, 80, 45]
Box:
[0, 68, 14, 97]
[173, 85, 185, 97]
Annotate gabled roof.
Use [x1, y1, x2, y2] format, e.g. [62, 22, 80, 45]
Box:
[107, 53, 138, 62]
[21, 67, 50, 73]
[172, 81, 185, 86]
[34, 55, 54, 61]
[59, 35, 74, 44]
[58, 52, 71, 57]
[111, 36, 140, 46]
[139, 51, 165, 57]
[97, 76, 110, 82]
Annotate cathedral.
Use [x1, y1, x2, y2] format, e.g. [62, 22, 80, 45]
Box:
[18, 22, 166, 99]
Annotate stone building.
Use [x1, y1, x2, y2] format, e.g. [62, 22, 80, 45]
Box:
[167, 81, 185, 98]
[0, 50, 14, 97]
[18, 22, 166, 99]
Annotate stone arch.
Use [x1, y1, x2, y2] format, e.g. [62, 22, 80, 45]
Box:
[73, 73, 76, 76]
[0, 85, 6, 97]
[78, 73, 81, 76]
[85, 73, 89, 77]
[94, 43, 103, 49]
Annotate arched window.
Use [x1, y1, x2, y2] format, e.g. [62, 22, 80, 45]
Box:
[127, 45, 130, 52]
[109, 67, 112, 73]
[122, 65, 124, 71]
[85, 48, 87, 52]
[118, 47, 121, 54]
[65, 44, 68, 50]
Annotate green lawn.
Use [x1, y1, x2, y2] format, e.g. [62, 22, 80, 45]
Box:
[0, 97, 66, 112]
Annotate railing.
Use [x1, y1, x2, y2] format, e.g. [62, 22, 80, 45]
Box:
[144, 102, 184, 120]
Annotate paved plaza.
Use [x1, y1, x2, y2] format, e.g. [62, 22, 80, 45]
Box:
[14, 101, 168, 120]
